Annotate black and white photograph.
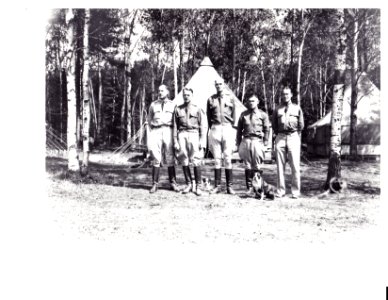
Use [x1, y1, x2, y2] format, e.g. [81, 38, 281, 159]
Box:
[1, 4, 387, 300]
[45, 8, 381, 242]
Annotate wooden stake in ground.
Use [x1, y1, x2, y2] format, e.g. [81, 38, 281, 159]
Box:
[325, 9, 347, 191]
[64, 9, 80, 172]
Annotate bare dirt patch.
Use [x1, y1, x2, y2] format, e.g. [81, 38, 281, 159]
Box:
[46, 156, 380, 242]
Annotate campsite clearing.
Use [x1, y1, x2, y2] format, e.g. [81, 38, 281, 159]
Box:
[46, 156, 380, 242]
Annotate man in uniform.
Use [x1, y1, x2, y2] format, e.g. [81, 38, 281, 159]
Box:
[173, 88, 206, 196]
[147, 85, 179, 193]
[272, 86, 304, 198]
[206, 78, 236, 194]
[236, 95, 270, 197]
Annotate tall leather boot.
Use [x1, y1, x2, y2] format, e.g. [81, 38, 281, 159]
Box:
[193, 166, 202, 196]
[168, 166, 180, 192]
[225, 169, 236, 195]
[150, 167, 160, 193]
[245, 169, 255, 197]
[210, 168, 222, 194]
[181, 166, 192, 194]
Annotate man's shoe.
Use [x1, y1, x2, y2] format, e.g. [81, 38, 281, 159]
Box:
[210, 186, 222, 194]
[291, 194, 299, 199]
[194, 187, 202, 196]
[225, 169, 235, 195]
[227, 187, 236, 195]
[170, 182, 180, 192]
[181, 184, 192, 194]
[245, 187, 256, 198]
[150, 184, 158, 194]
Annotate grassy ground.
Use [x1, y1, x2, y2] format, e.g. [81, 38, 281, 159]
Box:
[46, 155, 380, 243]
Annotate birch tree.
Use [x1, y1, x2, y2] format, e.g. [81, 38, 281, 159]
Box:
[348, 8, 359, 159]
[325, 9, 347, 191]
[81, 9, 91, 175]
[64, 9, 79, 171]
[295, 9, 313, 105]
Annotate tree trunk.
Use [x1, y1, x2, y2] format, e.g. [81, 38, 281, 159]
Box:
[123, 9, 138, 142]
[241, 70, 247, 103]
[179, 33, 185, 91]
[259, 60, 268, 113]
[296, 21, 311, 106]
[231, 9, 236, 88]
[81, 8, 91, 173]
[121, 80, 127, 144]
[64, 9, 79, 171]
[349, 10, 359, 159]
[97, 54, 103, 140]
[272, 73, 275, 111]
[151, 50, 155, 101]
[173, 39, 178, 98]
[323, 62, 328, 116]
[236, 68, 241, 96]
[139, 83, 146, 145]
[325, 8, 347, 191]
[289, 9, 295, 78]
[56, 43, 63, 141]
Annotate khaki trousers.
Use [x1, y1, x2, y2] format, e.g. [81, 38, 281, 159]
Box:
[208, 124, 235, 169]
[177, 130, 202, 166]
[148, 126, 175, 167]
[274, 132, 301, 196]
[238, 137, 265, 171]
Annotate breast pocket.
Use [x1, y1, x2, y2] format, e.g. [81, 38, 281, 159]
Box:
[177, 111, 186, 125]
[153, 109, 162, 120]
[288, 113, 299, 129]
[253, 120, 263, 132]
[224, 101, 234, 113]
[277, 112, 285, 124]
[164, 108, 174, 122]
[188, 112, 199, 127]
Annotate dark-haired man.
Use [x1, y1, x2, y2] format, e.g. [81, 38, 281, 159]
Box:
[147, 85, 179, 193]
[206, 78, 236, 194]
[236, 95, 270, 197]
[173, 87, 206, 196]
[272, 86, 304, 199]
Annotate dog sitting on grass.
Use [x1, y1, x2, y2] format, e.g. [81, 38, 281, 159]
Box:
[252, 171, 275, 200]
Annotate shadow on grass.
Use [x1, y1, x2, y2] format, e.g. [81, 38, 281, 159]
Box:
[46, 156, 380, 197]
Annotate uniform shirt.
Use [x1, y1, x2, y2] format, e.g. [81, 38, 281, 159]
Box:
[173, 103, 206, 146]
[148, 99, 176, 128]
[206, 92, 236, 128]
[236, 108, 270, 145]
[272, 103, 304, 135]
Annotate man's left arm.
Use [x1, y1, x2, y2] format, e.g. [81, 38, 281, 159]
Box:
[232, 98, 237, 128]
[298, 106, 304, 138]
[198, 108, 206, 150]
[263, 112, 270, 147]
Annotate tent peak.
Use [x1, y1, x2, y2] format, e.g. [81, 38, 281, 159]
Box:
[200, 56, 214, 67]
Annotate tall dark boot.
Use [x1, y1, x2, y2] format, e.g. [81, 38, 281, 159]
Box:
[245, 169, 255, 197]
[150, 167, 160, 193]
[245, 169, 252, 189]
[225, 169, 236, 195]
[182, 166, 192, 194]
[210, 168, 222, 194]
[193, 166, 202, 196]
[168, 166, 180, 192]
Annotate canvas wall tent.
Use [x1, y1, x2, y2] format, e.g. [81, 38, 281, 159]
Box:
[307, 72, 380, 156]
[173, 56, 273, 161]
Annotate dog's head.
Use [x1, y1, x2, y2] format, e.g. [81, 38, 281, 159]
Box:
[202, 177, 211, 191]
[252, 171, 264, 199]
